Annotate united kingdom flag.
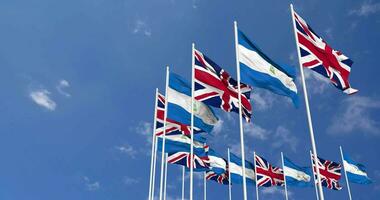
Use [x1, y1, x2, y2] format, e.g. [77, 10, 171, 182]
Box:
[206, 168, 230, 185]
[311, 154, 343, 190]
[167, 151, 210, 171]
[194, 49, 253, 122]
[293, 10, 358, 94]
[255, 154, 285, 187]
[155, 93, 203, 136]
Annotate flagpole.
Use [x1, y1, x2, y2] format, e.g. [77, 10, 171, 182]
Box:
[281, 152, 289, 200]
[340, 146, 353, 200]
[182, 166, 185, 200]
[190, 42, 195, 200]
[159, 66, 170, 200]
[233, 20, 248, 200]
[148, 88, 159, 200]
[152, 130, 159, 200]
[310, 150, 320, 200]
[204, 171, 207, 200]
[254, 152, 259, 200]
[290, 4, 324, 200]
[164, 153, 168, 200]
[228, 148, 232, 200]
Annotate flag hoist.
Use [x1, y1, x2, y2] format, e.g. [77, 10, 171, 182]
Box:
[159, 66, 170, 200]
[290, 4, 325, 200]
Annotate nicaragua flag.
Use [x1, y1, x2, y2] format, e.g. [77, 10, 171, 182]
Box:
[229, 152, 255, 185]
[168, 72, 219, 133]
[283, 156, 312, 187]
[343, 153, 372, 184]
[208, 149, 227, 174]
[157, 134, 208, 154]
[237, 29, 299, 106]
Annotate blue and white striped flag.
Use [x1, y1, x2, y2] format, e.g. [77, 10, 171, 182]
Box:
[237, 29, 299, 106]
[229, 152, 255, 185]
[167, 72, 219, 133]
[343, 152, 372, 184]
[283, 156, 312, 187]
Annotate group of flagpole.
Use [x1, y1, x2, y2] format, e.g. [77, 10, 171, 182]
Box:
[233, 20, 249, 200]
[309, 151, 320, 200]
[290, 4, 324, 200]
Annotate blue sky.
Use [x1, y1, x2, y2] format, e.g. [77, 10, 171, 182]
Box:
[1, 0, 380, 199]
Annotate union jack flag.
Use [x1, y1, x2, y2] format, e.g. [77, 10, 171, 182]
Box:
[255, 154, 284, 187]
[293, 10, 358, 94]
[167, 151, 210, 171]
[155, 93, 202, 136]
[311, 154, 343, 190]
[194, 49, 253, 122]
[206, 168, 230, 185]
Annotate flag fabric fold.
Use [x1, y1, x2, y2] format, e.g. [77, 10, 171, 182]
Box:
[293, 10, 358, 94]
[194, 49, 253, 122]
[283, 156, 312, 187]
[237, 29, 299, 106]
[343, 152, 372, 184]
[311, 154, 343, 190]
[167, 73, 219, 133]
[156, 92, 203, 136]
[229, 152, 256, 185]
[255, 154, 285, 187]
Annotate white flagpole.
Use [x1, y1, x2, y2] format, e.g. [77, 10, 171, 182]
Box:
[281, 152, 289, 200]
[233, 20, 248, 200]
[340, 146, 353, 200]
[190, 43, 195, 200]
[149, 88, 159, 200]
[290, 4, 324, 200]
[204, 171, 207, 200]
[254, 152, 259, 200]
[152, 130, 159, 200]
[164, 153, 168, 200]
[310, 151, 320, 200]
[228, 148, 232, 200]
[159, 66, 170, 200]
[182, 166, 185, 200]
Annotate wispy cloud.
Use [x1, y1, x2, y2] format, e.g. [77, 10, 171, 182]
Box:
[272, 126, 298, 152]
[349, 1, 380, 16]
[56, 79, 71, 97]
[29, 89, 57, 111]
[250, 90, 276, 111]
[211, 119, 224, 135]
[244, 122, 270, 140]
[123, 176, 139, 185]
[303, 69, 331, 95]
[132, 19, 152, 37]
[115, 144, 138, 158]
[83, 176, 100, 191]
[136, 121, 153, 144]
[328, 96, 380, 136]
[261, 187, 291, 198]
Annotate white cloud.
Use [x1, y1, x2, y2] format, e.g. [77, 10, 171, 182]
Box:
[350, 1, 380, 16]
[272, 126, 299, 152]
[136, 121, 153, 144]
[56, 79, 71, 97]
[261, 187, 291, 198]
[132, 19, 152, 37]
[328, 96, 380, 136]
[250, 91, 276, 111]
[244, 122, 270, 140]
[211, 119, 224, 135]
[29, 89, 57, 111]
[123, 176, 139, 185]
[115, 144, 137, 158]
[83, 176, 100, 191]
[303, 69, 331, 95]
